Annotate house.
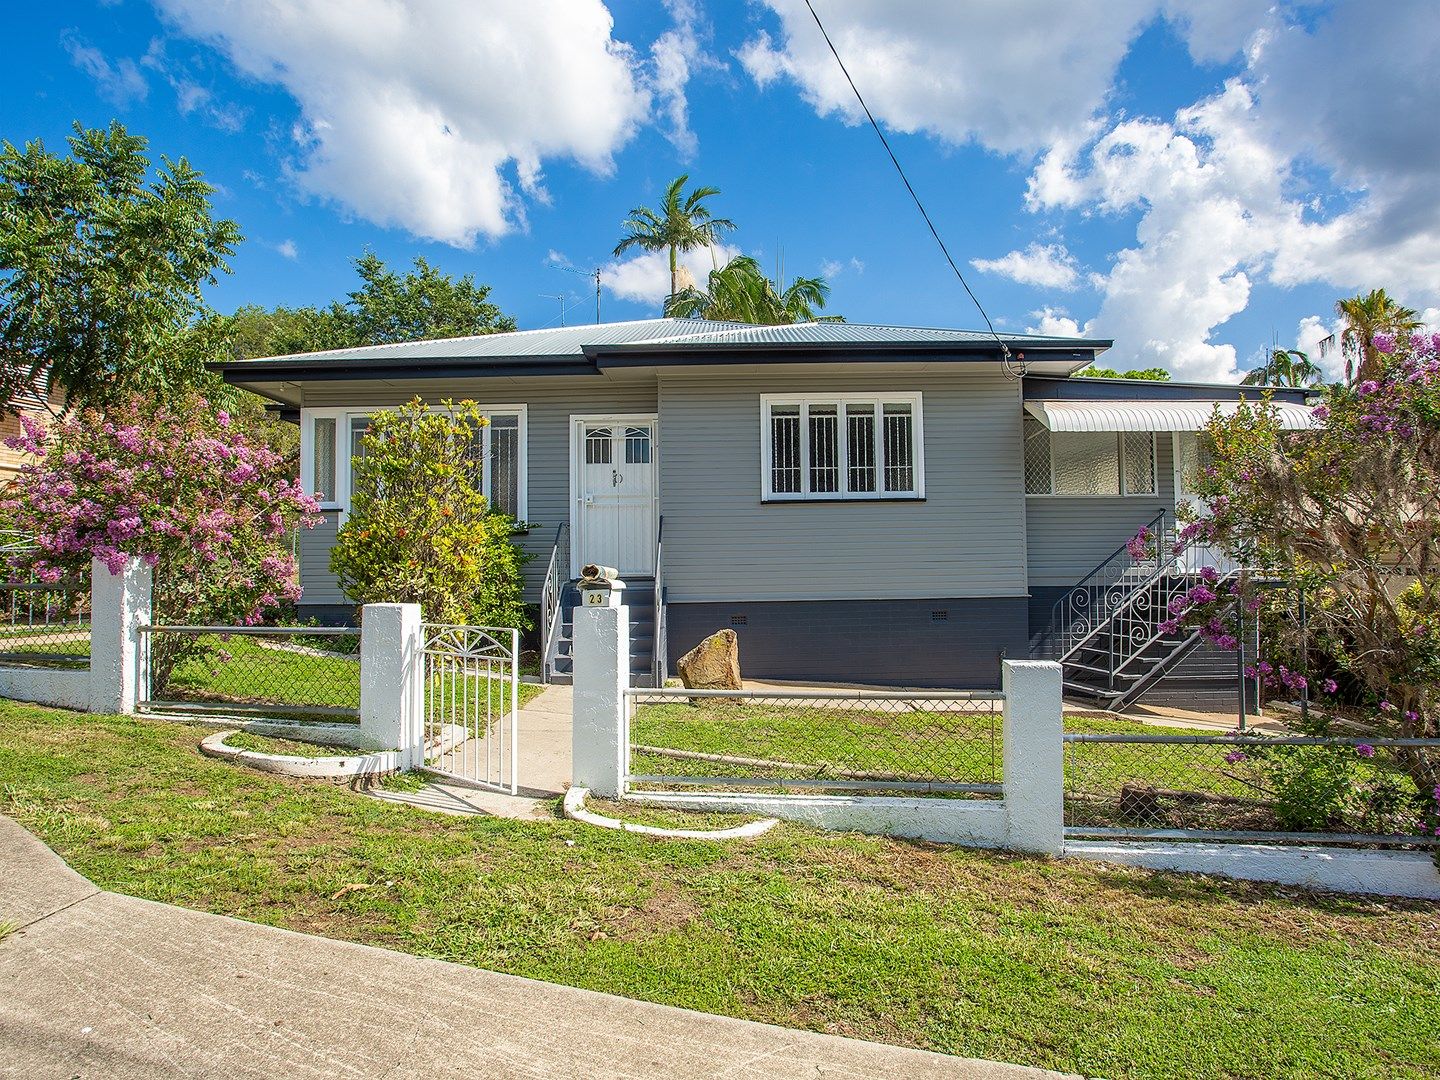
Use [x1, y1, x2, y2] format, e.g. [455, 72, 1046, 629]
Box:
[217, 318, 1315, 706]
[0, 371, 65, 483]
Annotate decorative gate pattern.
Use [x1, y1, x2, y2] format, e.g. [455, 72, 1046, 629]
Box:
[421, 624, 519, 794]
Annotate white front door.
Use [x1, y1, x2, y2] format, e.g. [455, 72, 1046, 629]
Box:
[572, 416, 657, 578]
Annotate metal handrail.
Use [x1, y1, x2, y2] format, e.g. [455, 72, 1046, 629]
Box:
[1101, 563, 1243, 685]
[1049, 508, 1169, 659]
[539, 521, 569, 684]
[651, 516, 666, 688]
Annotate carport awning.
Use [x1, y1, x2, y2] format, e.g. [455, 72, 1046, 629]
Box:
[1023, 399, 1318, 433]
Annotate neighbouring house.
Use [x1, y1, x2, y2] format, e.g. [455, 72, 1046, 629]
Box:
[216, 318, 1315, 705]
[0, 371, 64, 484]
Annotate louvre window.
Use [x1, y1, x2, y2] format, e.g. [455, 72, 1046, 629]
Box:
[763, 395, 923, 500]
[1023, 419, 1157, 497]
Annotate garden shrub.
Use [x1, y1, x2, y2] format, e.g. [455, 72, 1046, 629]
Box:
[330, 398, 531, 628]
[1, 392, 322, 689]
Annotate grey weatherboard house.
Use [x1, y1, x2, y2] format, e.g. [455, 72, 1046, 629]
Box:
[218, 318, 1315, 705]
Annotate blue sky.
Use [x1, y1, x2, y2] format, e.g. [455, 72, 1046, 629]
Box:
[5, 1, 1438, 381]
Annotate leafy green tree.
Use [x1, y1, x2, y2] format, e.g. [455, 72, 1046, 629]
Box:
[216, 253, 515, 360]
[1241, 348, 1323, 388]
[330, 398, 530, 627]
[1076, 366, 1171, 380]
[0, 122, 241, 412]
[1330, 288, 1422, 384]
[614, 174, 736, 301]
[665, 255, 841, 324]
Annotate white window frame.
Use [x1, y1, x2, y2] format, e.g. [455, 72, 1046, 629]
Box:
[1023, 421, 1158, 498]
[760, 393, 926, 502]
[300, 404, 528, 522]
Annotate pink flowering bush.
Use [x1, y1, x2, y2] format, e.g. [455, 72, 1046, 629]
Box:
[1166, 330, 1440, 842]
[1, 392, 322, 689]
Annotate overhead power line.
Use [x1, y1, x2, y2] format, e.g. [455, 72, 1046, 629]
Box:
[800, 0, 1023, 376]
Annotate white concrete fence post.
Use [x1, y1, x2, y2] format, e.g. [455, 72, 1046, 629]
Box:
[359, 603, 425, 765]
[571, 578, 630, 798]
[89, 556, 152, 715]
[1001, 659, 1065, 855]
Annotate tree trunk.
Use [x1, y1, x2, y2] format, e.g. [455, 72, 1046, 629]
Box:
[669, 244, 678, 302]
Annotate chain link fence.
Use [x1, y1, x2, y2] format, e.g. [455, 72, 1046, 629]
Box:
[1064, 732, 1440, 845]
[625, 688, 1002, 796]
[139, 625, 361, 721]
[0, 579, 90, 670]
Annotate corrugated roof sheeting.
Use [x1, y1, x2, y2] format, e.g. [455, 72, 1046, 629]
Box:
[240, 318, 1107, 366]
[1024, 399, 1319, 432]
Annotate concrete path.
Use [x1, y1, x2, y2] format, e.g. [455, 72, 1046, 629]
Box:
[0, 815, 1069, 1080]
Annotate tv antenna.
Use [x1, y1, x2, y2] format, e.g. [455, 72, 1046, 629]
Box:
[540, 293, 574, 327]
[555, 264, 603, 323]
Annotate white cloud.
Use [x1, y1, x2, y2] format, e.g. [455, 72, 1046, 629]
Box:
[819, 256, 864, 279]
[275, 239, 299, 260]
[737, 0, 1268, 155]
[971, 242, 1080, 290]
[741, 0, 1440, 382]
[1026, 307, 1086, 337]
[153, 0, 654, 247]
[602, 243, 742, 305]
[62, 32, 148, 107]
[648, 0, 714, 159]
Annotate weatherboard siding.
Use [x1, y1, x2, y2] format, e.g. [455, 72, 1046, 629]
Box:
[1023, 434, 1177, 588]
[656, 367, 1028, 602]
[295, 376, 658, 607]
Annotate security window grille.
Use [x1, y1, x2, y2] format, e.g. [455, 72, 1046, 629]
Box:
[585, 426, 612, 465]
[1024, 419, 1157, 497]
[764, 396, 923, 500]
[624, 425, 651, 464]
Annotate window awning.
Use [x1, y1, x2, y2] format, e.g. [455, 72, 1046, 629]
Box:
[1023, 399, 1318, 433]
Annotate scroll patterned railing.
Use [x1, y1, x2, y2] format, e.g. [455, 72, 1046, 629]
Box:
[1051, 509, 1170, 660]
[421, 623, 519, 794]
[539, 522, 569, 684]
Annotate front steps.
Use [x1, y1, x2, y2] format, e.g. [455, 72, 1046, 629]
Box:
[546, 577, 658, 687]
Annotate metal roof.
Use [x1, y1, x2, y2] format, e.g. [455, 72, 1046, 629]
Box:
[241, 318, 755, 364]
[1025, 399, 1319, 433]
[607, 321, 1111, 350]
[230, 317, 1110, 368]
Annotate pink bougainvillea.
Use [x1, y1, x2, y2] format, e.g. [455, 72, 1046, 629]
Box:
[2, 393, 321, 687]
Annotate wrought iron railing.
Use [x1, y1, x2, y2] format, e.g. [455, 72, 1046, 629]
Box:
[1050, 509, 1170, 660]
[651, 516, 667, 688]
[539, 521, 569, 684]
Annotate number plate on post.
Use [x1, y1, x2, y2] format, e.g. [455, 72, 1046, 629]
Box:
[584, 590, 607, 606]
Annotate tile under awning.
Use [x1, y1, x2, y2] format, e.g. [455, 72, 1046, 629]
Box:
[1023, 398, 1319, 432]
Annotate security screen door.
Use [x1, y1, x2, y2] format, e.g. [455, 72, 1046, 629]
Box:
[572, 418, 656, 577]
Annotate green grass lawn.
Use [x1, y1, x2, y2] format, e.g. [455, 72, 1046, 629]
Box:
[1, 701, 1436, 1079]
[222, 731, 357, 756]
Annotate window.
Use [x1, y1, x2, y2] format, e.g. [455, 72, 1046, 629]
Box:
[1023, 418, 1157, 496]
[312, 417, 336, 504]
[304, 405, 526, 519]
[763, 395, 924, 500]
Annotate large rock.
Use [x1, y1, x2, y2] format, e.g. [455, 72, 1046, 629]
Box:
[676, 629, 743, 690]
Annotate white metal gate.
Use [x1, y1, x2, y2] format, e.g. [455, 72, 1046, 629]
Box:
[420, 624, 519, 794]
[572, 417, 656, 577]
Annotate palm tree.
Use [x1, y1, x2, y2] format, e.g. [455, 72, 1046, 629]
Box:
[664, 256, 843, 324]
[1241, 348, 1322, 388]
[1326, 289, 1422, 384]
[613, 175, 736, 301]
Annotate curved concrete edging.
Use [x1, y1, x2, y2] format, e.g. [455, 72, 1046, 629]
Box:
[200, 730, 400, 780]
[563, 787, 779, 840]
